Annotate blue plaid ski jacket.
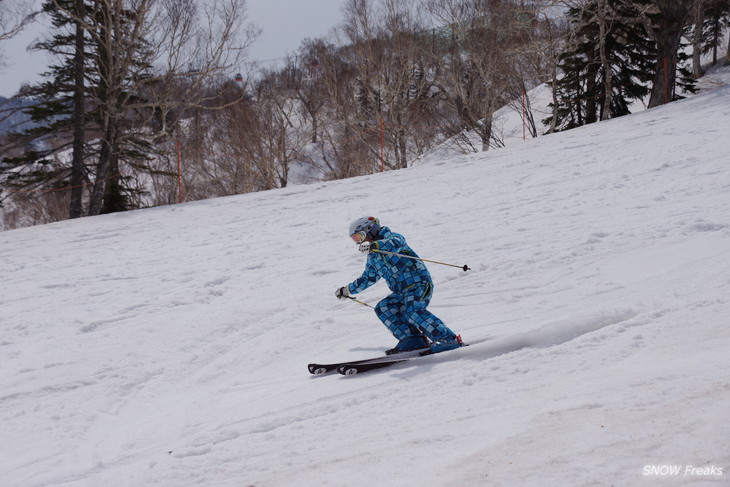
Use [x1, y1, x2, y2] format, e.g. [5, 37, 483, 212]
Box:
[347, 227, 433, 295]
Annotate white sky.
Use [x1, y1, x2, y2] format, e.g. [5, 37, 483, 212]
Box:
[0, 0, 346, 97]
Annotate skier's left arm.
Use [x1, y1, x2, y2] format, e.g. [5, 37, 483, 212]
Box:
[347, 256, 380, 294]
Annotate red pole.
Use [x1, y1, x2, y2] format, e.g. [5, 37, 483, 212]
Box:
[379, 116, 385, 172]
[176, 140, 182, 204]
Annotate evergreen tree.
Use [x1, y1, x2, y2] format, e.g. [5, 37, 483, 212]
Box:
[546, 0, 655, 132]
[701, 1, 730, 65]
[2, 0, 93, 217]
[3, 0, 164, 217]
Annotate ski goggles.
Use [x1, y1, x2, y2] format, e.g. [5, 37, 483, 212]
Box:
[350, 231, 367, 244]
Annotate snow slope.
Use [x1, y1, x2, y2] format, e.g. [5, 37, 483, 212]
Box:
[2, 67, 729, 487]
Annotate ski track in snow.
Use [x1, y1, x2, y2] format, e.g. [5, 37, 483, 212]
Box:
[1, 66, 729, 486]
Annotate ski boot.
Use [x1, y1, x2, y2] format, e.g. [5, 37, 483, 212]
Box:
[385, 335, 431, 355]
[429, 334, 463, 354]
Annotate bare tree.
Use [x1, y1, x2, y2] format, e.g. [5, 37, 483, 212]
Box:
[337, 0, 441, 169]
[539, 12, 570, 134]
[376, 0, 442, 168]
[202, 67, 314, 194]
[1, 0, 258, 226]
[288, 39, 332, 144]
[338, 0, 389, 168]
[252, 70, 314, 188]
[85, 0, 259, 214]
[42, 0, 259, 215]
[314, 42, 375, 179]
[0, 0, 37, 68]
[428, 0, 535, 151]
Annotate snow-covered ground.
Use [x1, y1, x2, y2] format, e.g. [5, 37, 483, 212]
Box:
[2, 66, 729, 487]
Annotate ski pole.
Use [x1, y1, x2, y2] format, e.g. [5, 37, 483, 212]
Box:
[346, 295, 374, 308]
[371, 249, 471, 272]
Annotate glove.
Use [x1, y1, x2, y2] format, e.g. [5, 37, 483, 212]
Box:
[358, 241, 372, 253]
[335, 286, 350, 300]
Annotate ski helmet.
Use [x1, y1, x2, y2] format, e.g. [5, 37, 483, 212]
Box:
[349, 216, 380, 243]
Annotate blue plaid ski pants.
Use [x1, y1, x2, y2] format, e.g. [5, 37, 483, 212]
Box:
[374, 283, 451, 341]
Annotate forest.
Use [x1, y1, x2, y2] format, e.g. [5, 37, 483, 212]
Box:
[0, 0, 728, 229]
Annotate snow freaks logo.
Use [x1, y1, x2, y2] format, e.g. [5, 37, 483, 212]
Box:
[642, 465, 724, 477]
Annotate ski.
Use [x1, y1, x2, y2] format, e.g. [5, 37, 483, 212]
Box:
[308, 347, 432, 375]
[337, 339, 471, 375]
[337, 357, 412, 375]
[308, 357, 386, 375]
[309, 341, 469, 376]
[337, 348, 435, 375]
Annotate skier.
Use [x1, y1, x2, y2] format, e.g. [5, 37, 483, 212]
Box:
[335, 216, 462, 355]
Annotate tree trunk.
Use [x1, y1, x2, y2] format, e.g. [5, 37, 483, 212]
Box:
[88, 117, 117, 216]
[647, 1, 693, 108]
[479, 116, 493, 152]
[69, 0, 86, 219]
[712, 16, 719, 64]
[311, 113, 318, 144]
[692, 1, 705, 78]
[649, 38, 681, 107]
[397, 128, 407, 168]
[546, 60, 559, 134]
[101, 153, 125, 214]
[598, 0, 613, 120]
[585, 62, 598, 124]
